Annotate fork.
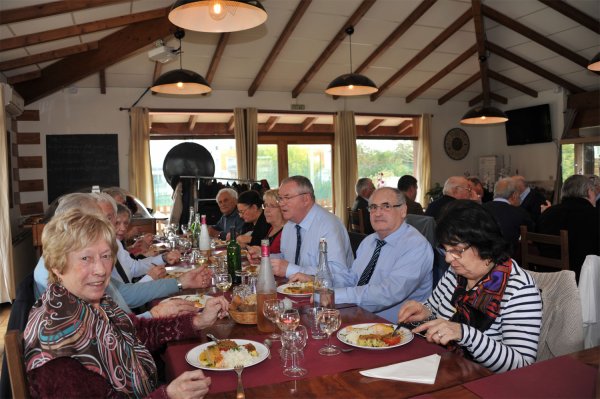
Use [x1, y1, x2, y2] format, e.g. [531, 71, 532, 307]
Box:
[234, 364, 245, 399]
[331, 345, 354, 353]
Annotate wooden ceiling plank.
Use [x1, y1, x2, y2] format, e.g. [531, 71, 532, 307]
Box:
[471, 0, 490, 103]
[396, 119, 412, 135]
[482, 4, 591, 69]
[99, 69, 106, 94]
[567, 90, 600, 109]
[0, 0, 128, 24]
[7, 70, 41, 85]
[486, 41, 584, 93]
[14, 16, 175, 105]
[371, 8, 472, 101]
[366, 118, 385, 133]
[302, 117, 317, 132]
[406, 44, 476, 103]
[437, 72, 480, 105]
[539, 0, 600, 35]
[291, 0, 376, 98]
[468, 93, 483, 106]
[188, 115, 198, 130]
[205, 33, 230, 84]
[0, 42, 99, 71]
[487, 70, 537, 97]
[248, 0, 312, 96]
[266, 116, 280, 132]
[227, 116, 235, 132]
[468, 93, 509, 106]
[0, 7, 168, 52]
[355, 0, 437, 74]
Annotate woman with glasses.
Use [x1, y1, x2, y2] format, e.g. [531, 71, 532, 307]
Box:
[398, 200, 542, 373]
[236, 190, 271, 247]
[246, 190, 285, 258]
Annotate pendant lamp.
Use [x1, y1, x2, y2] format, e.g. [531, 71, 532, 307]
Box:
[587, 52, 600, 71]
[151, 29, 211, 95]
[325, 26, 378, 96]
[168, 0, 267, 33]
[460, 104, 508, 125]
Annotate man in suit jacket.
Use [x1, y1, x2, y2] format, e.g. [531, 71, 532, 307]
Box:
[352, 177, 375, 234]
[514, 175, 548, 222]
[483, 177, 534, 258]
[397, 175, 424, 215]
[425, 176, 476, 220]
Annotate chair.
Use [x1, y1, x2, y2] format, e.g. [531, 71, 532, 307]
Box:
[348, 232, 367, 258]
[405, 214, 448, 287]
[528, 270, 583, 361]
[4, 331, 29, 399]
[346, 207, 365, 234]
[520, 225, 569, 271]
[579, 255, 600, 349]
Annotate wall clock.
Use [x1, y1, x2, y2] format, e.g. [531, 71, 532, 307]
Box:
[444, 128, 470, 160]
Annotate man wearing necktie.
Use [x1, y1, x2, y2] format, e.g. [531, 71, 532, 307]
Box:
[291, 187, 433, 322]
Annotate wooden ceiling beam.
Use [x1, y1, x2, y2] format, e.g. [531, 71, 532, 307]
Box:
[188, 115, 198, 130]
[266, 116, 280, 132]
[371, 8, 472, 101]
[487, 70, 537, 98]
[227, 116, 235, 132]
[0, 7, 168, 52]
[7, 70, 41, 85]
[0, 0, 128, 24]
[539, 0, 600, 35]
[14, 16, 175, 105]
[366, 118, 385, 133]
[354, 0, 436, 74]
[486, 41, 584, 93]
[302, 117, 317, 132]
[468, 92, 508, 107]
[0, 42, 99, 71]
[396, 120, 413, 135]
[482, 4, 592, 69]
[406, 44, 477, 103]
[99, 69, 106, 94]
[437, 72, 480, 105]
[292, 0, 376, 98]
[471, 0, 490, 104]
[205, 33, 230, 84]
[248, 0, 312, 96]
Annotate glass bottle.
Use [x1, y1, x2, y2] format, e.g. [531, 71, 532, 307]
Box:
[190, 213, 200, 248]
[313, 237, 335, 308]
[187, 206, 195, 235]
[256, 239, 277, 333]
[227, 227, 242, 284]
[198, 214, 211, 255]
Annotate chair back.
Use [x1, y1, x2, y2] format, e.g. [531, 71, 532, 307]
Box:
[528, 270, 583, 361]
[520, 225, 569, 271]
[4, 331, 29, 399]
[348, 232, 367, 258]
[579, 255, 600, 349]
[346, 207, 365, 234]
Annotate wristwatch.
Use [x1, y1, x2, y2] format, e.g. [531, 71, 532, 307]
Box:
[176, 278, 183, 292]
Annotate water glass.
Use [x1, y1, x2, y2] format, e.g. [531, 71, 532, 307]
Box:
[278, 309, 300, 332]
[263, 299, 285, 340]
[215, 273, 232, 297]
[281, 325, 308, 377]
[306, 307, 326, 339]
[318, 309, 341, 356]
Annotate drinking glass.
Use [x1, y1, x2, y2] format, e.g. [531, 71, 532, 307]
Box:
[180, 224, 189, 236]
[215, 273, 232, 297]
[307, 306, 326, 339]
[281, 325, 308, 377]
[318, 309, 341, 356]
[278, 309, 300, 332]
[263, 299, 285, 340]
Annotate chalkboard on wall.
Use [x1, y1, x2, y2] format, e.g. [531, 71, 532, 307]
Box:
[46, 134, 119, 203]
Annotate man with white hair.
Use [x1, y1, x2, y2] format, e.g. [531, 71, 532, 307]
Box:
[351, 177, 375, 234]
[208, 187, 245, 240]
[513, 175, 548, 222]
[425, 176, 474, 220]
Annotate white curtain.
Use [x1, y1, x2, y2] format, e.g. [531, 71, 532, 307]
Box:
[234, 108, 258, 180]
[333, 111, 358, 221]
[417, 114, 432, 206]
[0, 88, 14, 302]
[129, 107, 155, 208]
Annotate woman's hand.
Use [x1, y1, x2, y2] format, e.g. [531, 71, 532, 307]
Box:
[193, 296, 229, 330]
[147, 265, 166, 280]
[397, 300, 431, 323]
[166, 369, 211, 399]
[236, 234, 251, 247]
[150, 299, 198, 318]
[245, 245, 260, 262]
[179, 266, 212, 289]
[414, 319, 463, 346]
[288, 273, 313, 283]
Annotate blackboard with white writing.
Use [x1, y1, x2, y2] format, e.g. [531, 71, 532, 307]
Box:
[46, 134, 119, 203]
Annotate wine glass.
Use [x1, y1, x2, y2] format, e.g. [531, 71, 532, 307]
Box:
[215, 273, 232, 297]
[181, 224, 189, 236]
[318, 309, 341, 356]
[278, 309, 300, 332]
[263, 299, 284, 340]
[281, 325, 308, 377]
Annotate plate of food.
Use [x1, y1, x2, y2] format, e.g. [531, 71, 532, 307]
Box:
[186, 339, 269, 371]
[337, 323, 413, 350]
[164, 266, 190, 279]
[161, 294, 211, 309]
[277, 281, 314, 297]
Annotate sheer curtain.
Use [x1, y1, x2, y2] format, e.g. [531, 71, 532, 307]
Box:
[417, 113, 432, 207]
[554, 109, 578, 203]
[234, 108, 258, 180]
[334, 111, 358, 221]
[129, 107, 155, 208]
[0, 88, 14, 302]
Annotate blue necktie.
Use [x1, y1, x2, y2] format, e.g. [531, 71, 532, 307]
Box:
[357, 239, 386, 286]
[294, 224, 302, 265]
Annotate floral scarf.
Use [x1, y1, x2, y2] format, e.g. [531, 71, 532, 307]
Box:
[24, 284, 157, 398]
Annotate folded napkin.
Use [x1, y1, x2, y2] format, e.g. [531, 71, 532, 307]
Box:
[359, 354, 441, 384]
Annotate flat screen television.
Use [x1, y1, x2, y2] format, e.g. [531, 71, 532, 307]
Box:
[505, 104, 552, 146]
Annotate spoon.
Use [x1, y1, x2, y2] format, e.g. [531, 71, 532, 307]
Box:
[206, 333, 222, 343]
[331, 345, 354, 353]
[263, 338, 272, 359]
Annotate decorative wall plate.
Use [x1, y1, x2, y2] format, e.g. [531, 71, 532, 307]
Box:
[444, 128, 470, 160]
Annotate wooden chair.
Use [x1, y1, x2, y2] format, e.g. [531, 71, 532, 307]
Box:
[4, 330, 30, 399]
[520, 225, 569, 271]
[346, 207, 365, 234]
[348, 231, 367, 258]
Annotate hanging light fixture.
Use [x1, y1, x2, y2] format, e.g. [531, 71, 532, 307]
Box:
[168, 0, 267, 33]
[151, 29, 211, 95]
[325, 26, 378, 96]
[460, 105, 508, 125]
[587, 52, 600, 71]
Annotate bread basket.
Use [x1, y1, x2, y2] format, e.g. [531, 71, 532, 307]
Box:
[229, 309, 257, 325]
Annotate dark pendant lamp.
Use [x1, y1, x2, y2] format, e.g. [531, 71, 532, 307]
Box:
[460, 105, 508, 125]
[151, 29, 211, 95]
[587, 52, 600, 71]
[168, 0, 267, 33]
[325, 26, 378, 96]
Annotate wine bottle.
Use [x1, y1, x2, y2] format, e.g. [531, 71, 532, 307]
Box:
[227, 227, 242, 284]
[199, 214, 211, 255]
[187, 206, 195, 236]
[190, 213, 200, 248]
[256, 239, 277, 333]
[313, 237, 335, 308]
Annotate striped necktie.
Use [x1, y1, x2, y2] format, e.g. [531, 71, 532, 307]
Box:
[294, 224, 302, 265]
[357, 239, 386, 286]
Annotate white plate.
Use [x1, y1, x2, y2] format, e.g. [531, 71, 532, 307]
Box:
[160, 294, 211, 309]
[277, 283, 313, 297]
[337, 323, 414, 350]
[185, 339, 269, 371]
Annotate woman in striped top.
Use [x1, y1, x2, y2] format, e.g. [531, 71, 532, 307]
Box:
[398, 200, 542, 373]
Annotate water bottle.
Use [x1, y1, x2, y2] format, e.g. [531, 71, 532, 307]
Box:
[256, 239, 277, 333]
[199, 214, 211, 255]
[314, 237, 335, 308]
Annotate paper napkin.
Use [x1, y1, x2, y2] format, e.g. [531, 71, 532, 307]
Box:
[359, 354, 441, 384]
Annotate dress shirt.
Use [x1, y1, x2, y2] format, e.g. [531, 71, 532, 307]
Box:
[280, 204, 353, 279]
[213, 211, 245, 240]
[335, 222, 433, 322]
[115, 240, 163, 283]
[519, 186, 531, 203]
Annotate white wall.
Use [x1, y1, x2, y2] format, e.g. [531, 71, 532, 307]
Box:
[18, 86, 564, 210]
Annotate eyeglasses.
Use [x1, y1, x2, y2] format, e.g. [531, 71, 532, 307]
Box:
[238, 206, 252, 216]
[367, 203, 404, 212]
[442, 244, 471, 259]
[264, 203, 280, 209]
[276, 192, 308, 204]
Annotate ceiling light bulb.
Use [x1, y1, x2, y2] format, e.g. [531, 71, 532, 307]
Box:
[209, 0, 227, 20]
[177, 82, 184, 88]
[349, 85, 354, 90]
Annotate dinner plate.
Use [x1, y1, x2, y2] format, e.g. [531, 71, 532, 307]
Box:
[164, 266, 191, 279]
[160, 294, 211, 309]
[337, 323, 413, 350]
[277, 283, 313, 297]
[185, 339, 269, 371]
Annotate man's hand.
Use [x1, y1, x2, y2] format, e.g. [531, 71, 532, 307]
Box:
[150, 298, 198, 318]
[208, 226, 221, 238]
[179, 266, 212, 289]
[193, 296, 230, 330]
[271, 258, 289, 277]
[163, 250, 182, 265]
[147, 265, 166, 280]
[288, 272, 313, 283]
[540, 200, 552, 213]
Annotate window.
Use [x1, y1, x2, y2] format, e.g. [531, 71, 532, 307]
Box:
[357, 139, 415, 188]
[288, 144, 333, 210]
[257, 144, 278, 186]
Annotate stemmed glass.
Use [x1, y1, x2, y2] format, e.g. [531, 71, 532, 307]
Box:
[215, 273, 232, 297]
[318, 309, 342, 356]
[281, 325, 308, 377]
[180, 224, 189, 236]
[263, 299, 284, 340]
[277, 309, 300, 332]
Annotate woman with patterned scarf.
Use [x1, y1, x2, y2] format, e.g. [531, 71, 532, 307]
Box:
[24, 209, 229, 398]
[398, 200, 542, 373]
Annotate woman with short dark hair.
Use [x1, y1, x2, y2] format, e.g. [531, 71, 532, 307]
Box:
[236, 190, 271, 247]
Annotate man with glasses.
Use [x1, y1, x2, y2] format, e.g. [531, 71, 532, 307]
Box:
[425, 176, 474, 220]
[209, 188, 245, 240]
[270, 175, 353, 279]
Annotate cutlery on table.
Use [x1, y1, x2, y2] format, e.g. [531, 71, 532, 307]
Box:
[206, 333, 222, 343]
[331, 345, 354, 353]
[234, 364, 245, 399]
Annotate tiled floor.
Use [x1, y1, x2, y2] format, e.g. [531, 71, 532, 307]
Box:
[0, 303, 12, 365]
